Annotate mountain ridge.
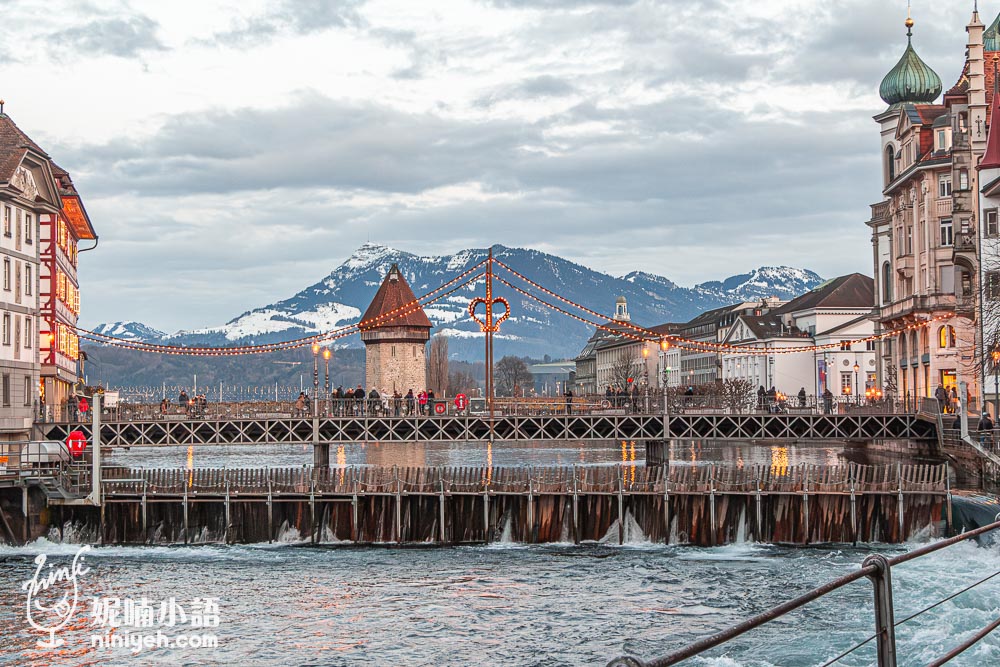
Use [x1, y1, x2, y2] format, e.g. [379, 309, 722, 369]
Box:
[90, 244, 827, 360]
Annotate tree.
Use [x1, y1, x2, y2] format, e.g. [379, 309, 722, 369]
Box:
[427, 334, 449, 396]
[494, 356, 533, 397]
[448, 370, 478, 397]
[609, 350, 638, 391]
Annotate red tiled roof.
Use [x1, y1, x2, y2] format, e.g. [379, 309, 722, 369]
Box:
[0, 113, 49, 183]
[359, 264, 433, 330]
[981, 80, 1000, 169]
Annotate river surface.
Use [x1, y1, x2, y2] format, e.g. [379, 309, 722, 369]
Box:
[2, 441, 981, 666]
[1, 537, 999, 666]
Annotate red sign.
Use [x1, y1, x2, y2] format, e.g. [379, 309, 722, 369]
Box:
[627, 377, 634, 384]
[66, 430, 87, 458]
[434, 402, 447, 415]
[78, 397, 90, 414]
[454, 394, 468, 410]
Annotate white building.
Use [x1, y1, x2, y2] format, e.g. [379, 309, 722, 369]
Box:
[720, 275, 876, 399]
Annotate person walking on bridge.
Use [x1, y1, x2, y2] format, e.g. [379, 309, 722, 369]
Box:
[935, 384, 948, 414]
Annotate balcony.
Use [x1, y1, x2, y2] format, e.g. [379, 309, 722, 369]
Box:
[869, 201, 890, 225]
[894, 254, 914, 277]
[936, 198, 953, 216]
[879, 293, 958, 323]
[954, 231, 976, 253]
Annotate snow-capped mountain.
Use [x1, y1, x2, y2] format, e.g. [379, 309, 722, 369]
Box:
[90, 244, 825, 359]
[91, 321, 166, 341]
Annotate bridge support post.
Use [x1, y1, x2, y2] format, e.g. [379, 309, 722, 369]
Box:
[141, 483, 148, 543]
[438, 466, 447, 544]
[572, 466, 580, 545]
[896, 462, 904, 541]
[309, 479, 316, 545]
[945, 465, 953, 534]
[527, 470, 535, 544]
[483, 488, 490, 543]
[182, 484, 189, 545]
[224, 480, 230, 545]
[863, 554, 898, 667]
[755, 476, 762, 543]
[802, 475, 810, 546]
[850, 472, 858, 546]
[617, 464, 625, 546]
[394, 466, 402, 544]
[709, 464, 716, 547]
[314, 443, 330, 469]
[664, 486, 671, 545]
[351, 467, 359, 543]
[267, 477, 273, 544]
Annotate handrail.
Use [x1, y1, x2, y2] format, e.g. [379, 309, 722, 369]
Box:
[607, 519, 1000, 667]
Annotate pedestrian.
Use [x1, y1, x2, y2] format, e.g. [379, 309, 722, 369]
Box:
[68, 394, 79, 421]
[979, 411, 996, 449]
[564, 388, 574, 415]
[757, 385, 766, 410]
[767, 386, 777, 413]
[368, 387, 381, 416]
[797, 387, 807, 408]
[393, 391, 402, 417]
[935, 384, 948, 414]
[178, 389, 189, 414]
[418, 390, 428, 415]
[406, 389, 415, 416]
[950, 386, 959, 415]
[822, 388, 833, 415]
[295, 392, 306, 417]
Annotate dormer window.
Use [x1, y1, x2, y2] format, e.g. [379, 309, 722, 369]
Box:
[959, 169, 969, 191]
[937, 130, 946, 150]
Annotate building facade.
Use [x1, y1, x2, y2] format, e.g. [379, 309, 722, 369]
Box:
[719, 275, 876, 399]
[868, 9, 993, 407]
[360, 264, 432, 394]
[0, 113, 64, 439]
[39, 165, 95, 414]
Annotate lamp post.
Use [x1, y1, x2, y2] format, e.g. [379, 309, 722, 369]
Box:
[853, 362, 860, 406]
[642, 346, 650, 413]
[311, 343, 320, 418]
[323, 347, 331, 415]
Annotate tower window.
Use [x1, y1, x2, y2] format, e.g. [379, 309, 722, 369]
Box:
[939, 174, 952, 198]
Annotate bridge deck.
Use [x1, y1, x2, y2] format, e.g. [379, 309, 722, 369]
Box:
[38, 413, 937, 446]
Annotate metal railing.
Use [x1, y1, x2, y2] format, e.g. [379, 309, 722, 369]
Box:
[37, 393, 925, 424]
[607, 519, 1000, 667]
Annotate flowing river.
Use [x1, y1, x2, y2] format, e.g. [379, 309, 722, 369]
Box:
[1, 441, 994, 666]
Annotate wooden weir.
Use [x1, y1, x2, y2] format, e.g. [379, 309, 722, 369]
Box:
[70, 463, 950, 547]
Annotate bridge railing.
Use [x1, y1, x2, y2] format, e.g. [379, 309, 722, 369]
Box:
[39, 393, 926, 424]
[91, 463, 947, 498]
[607, 518, 1000, 667]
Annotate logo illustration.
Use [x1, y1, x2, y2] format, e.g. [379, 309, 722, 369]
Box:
[21, 545, 91, 648]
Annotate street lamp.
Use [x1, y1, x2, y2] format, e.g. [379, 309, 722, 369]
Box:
[311, 342, 320, 417]
[853, 362, 860, 406]
[323, 347, 331, 414]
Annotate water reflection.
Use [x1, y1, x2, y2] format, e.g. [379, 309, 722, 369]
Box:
[109, 439, 898, 471]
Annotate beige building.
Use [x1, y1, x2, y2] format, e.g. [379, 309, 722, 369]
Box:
[360, 264, 432, 395]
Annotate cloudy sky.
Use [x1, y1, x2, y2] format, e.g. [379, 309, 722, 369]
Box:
[0, 0, 984, 331]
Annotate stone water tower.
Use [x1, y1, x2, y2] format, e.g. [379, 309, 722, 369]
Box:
[360, 264, 432, 394]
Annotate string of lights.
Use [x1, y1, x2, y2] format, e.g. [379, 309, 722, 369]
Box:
[77, 269, 486, 356]
[491, 257, 955, 354]
[491, 272, 954, 355]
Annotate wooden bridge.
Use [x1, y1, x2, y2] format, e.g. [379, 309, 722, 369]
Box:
[36, 412, 938, 447]
[49, 463, 950, 547]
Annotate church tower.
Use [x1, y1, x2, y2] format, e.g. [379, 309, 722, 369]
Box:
[360, 264, 432, 394]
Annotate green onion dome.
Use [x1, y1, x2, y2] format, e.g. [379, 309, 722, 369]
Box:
[985, 12, 1000, 51]
[879, 19, 942, 107]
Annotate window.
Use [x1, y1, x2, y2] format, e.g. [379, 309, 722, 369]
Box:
[840, 342, 852, 351]
[24, 265, 30, 296]
[24, 213, 32, 244]
[2, 207, 8, 237]
[988, 209, 999, 237]
[2, 374, 8, 407]
[1, 314, 8, 345]
[988, 272, 1000, 299]
[23, 376, 30, 406]
[24, 316, 31, 348]
[886, 145, 896, 182]
[959, 169, 969, 191]
[906, 226, 913, 254]
[867, 340, 877, 351]
[939, 325, 956, 349]
[2, 259, 7, 291]
[940, 218, 954, 247]
[938, 130, 946, 149]
[882, 262, 892, 302]
[841, 372, 853, 396]
[939, 174, 952, 198]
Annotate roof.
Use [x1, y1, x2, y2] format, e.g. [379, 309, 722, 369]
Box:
[879, 24, 943, 107]
[358, 264, 433, 330]
[0, 113, 49, 184]
[776, 274, 874, 314]
[814, 314, 873, 338]
[982, 79, 1000, 170]
[51, 162, 97, 240]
